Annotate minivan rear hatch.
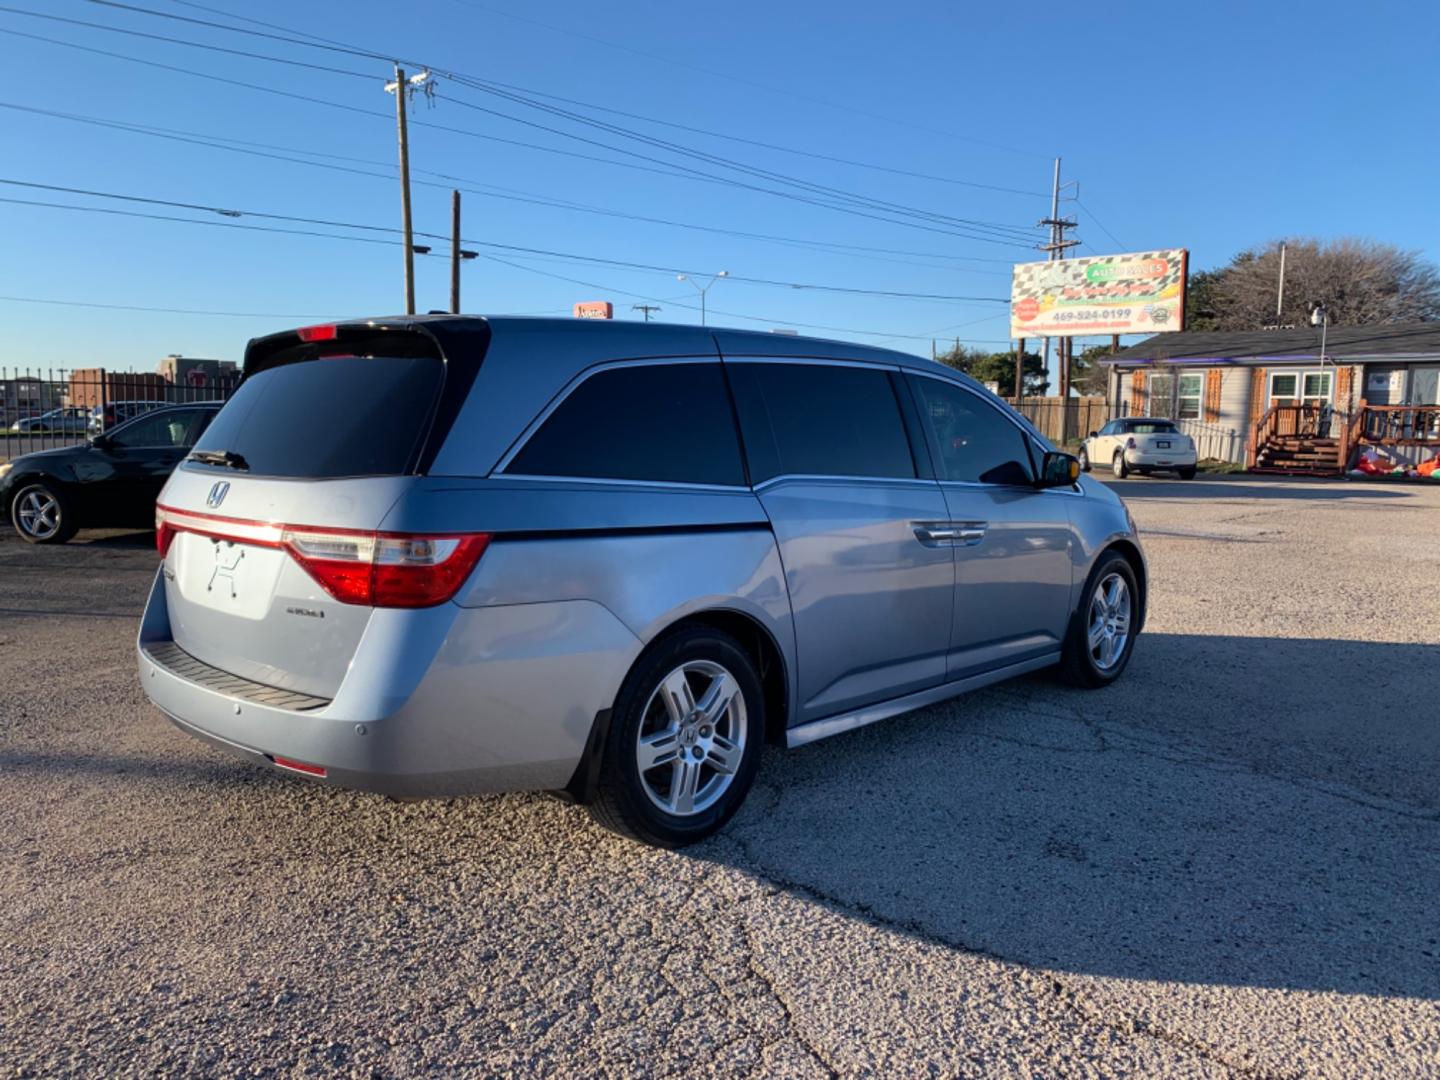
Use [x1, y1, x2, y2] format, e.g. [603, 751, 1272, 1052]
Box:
[155, 320, 489, 699]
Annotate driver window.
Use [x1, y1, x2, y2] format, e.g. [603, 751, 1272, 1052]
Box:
[909, 377, 1035, 486]
[110, 410, 198, 448]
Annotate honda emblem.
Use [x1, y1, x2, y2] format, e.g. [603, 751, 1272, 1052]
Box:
[206, 481, 230, 509]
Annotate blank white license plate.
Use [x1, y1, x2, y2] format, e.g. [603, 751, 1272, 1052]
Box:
[1157, 440, 1171, 448]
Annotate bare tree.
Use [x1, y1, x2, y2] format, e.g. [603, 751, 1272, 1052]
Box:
[1205, 238, 1440, 329]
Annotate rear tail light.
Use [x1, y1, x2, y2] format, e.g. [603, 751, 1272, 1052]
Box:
[155, 505, 490, 608]
[296, 323, 338, 342]
[283, 528, 490, 608]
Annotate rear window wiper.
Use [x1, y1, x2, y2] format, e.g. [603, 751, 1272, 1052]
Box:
[187, 449, 250, 471]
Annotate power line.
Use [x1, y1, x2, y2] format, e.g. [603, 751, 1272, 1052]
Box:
[435, 0, 1046, 157]
[59, 1, 1044, 242]
[1074, 197, 1128, 252]
[0, 179, 1010, 302]
[2, 24, 1035, 249]
[0, 293, 331, 318]
[1, 98, 1016, 274]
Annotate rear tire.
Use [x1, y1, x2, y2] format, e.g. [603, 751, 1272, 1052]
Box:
[1058, 552, 1139, 689]
[1112, 451, 1129, 479]
[10, 481, 77, 544]
[589, 626, 764, 848]
[1178, 466, 1197, 480]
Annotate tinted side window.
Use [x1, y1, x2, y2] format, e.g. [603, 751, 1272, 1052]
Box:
[730, 363, 915, 482]
[506, 363, 744, 486]
[111, 409, 203, 448]
[909, 377, 1035, 485]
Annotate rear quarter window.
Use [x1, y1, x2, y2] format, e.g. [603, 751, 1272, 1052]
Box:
[192, 356, 441, 478]
[504, 362, 745, 486]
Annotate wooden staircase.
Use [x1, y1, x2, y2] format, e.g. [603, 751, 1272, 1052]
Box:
[1247, 403, 1352, 476]
[1252, 434, 1343, 475]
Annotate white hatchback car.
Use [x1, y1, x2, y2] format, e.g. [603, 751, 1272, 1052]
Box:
[1080, 418, 1197, 479]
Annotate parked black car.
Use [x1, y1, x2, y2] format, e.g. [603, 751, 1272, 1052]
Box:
[0, 402, 221, 543]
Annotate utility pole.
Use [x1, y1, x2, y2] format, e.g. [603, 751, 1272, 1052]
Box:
[1039, 157, 1080, 435]
[387, 64, 418, 315]
[632, 304, 662, 322]
[450, 190, 462, 314]
[1014, 338, 1026, 405]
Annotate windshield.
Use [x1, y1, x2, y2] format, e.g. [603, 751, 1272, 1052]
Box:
[190, 355, 442, 478]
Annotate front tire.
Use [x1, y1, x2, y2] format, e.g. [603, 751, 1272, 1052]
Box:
[589, 626, 764, 847]
[1058, 552, 1139, 688]
[11, 481, 77, 544]
[1112, 451, 1129, 479]
[1078, 446, 1091, 472]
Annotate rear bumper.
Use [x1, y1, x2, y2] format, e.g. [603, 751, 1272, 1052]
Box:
[137, 570, 641, 798]
[1124, 448, 1197, 469]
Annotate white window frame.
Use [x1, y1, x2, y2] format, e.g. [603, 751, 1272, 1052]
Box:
[1268, 370, 1331, 406]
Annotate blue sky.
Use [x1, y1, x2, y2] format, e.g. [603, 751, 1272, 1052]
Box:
[3, 0, 1437, 374]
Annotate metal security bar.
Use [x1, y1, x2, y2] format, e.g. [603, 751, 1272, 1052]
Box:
[1, 366, 238, 462]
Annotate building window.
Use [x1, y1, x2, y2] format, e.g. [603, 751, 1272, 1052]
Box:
[1147, 372, 1202, 420]
[1302, 371, 1332, 403]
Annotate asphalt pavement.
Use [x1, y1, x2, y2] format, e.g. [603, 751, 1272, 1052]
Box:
[2, 476, 1438, 1077]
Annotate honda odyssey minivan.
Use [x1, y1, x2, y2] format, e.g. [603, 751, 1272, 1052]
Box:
[139, 316, 1145, 846]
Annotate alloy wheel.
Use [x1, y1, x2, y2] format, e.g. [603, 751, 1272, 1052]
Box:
[1087, 572, 1131, 671]
[15, 486, 61, 541]
[635, 660, 748, 817]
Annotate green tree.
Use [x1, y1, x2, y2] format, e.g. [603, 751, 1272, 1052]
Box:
[1071, 344, 1115, 397]
[938, 345, 1048, 397]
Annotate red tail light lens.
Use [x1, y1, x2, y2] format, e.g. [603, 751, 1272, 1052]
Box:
[154, 506, 490, 608]
[296, 323, 338, 342]
[156, 506, 177, 557]
[282, 528, 490, 608]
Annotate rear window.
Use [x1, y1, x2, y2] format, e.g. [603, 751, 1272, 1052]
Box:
[192, 356, 441, 478]
[505, 362, 744, 486]
[1127, 421, 1178, 434]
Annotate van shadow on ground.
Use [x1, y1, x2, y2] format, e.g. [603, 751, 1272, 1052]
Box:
[701, 632, 1440, 1001]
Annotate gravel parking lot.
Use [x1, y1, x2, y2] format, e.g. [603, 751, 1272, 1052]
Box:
[3, 476, 1438, 1078]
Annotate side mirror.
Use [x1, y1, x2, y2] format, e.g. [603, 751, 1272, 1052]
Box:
[1088, 430, 1098, 439]
[89, 433, 110, 450]
[1038, 451, 1081, 489]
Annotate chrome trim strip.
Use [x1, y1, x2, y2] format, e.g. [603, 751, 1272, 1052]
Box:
[784, 653, 1061, 749]
[722, 355, 902, 372]
[752, 474, 939, 492]
[489, 474, 752, 493]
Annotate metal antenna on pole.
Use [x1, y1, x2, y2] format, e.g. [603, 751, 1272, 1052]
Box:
[632, 304, 662, 322]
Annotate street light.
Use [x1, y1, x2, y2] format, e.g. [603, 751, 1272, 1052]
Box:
[1311, 301, 1332, 427]
[676, 270, 728, 327]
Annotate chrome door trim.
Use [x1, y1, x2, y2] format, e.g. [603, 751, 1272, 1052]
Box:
[496, 474, 751, 493]
[785, 652, 1061, 748]
[752, 474, 939, 493]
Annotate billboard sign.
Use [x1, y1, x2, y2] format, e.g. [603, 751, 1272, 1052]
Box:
[1010, 249, 1187, 337]
[573, 301, 614, 319]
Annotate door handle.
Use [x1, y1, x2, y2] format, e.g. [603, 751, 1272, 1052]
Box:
[913, 522, 988, 547]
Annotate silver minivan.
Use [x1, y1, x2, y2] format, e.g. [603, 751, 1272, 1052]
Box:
[139, 317, 1145, 846]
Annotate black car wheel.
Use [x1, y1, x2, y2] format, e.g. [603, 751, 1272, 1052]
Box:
[589, 625, 764, 847]
[11, 481, 77, 544]
[1058, 551, 1139, 688]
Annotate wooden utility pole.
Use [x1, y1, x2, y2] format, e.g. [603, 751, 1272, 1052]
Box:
[1015, 338, 1026, 404]
[391, 65, 417, 315]
[450, 190, 462, 314]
